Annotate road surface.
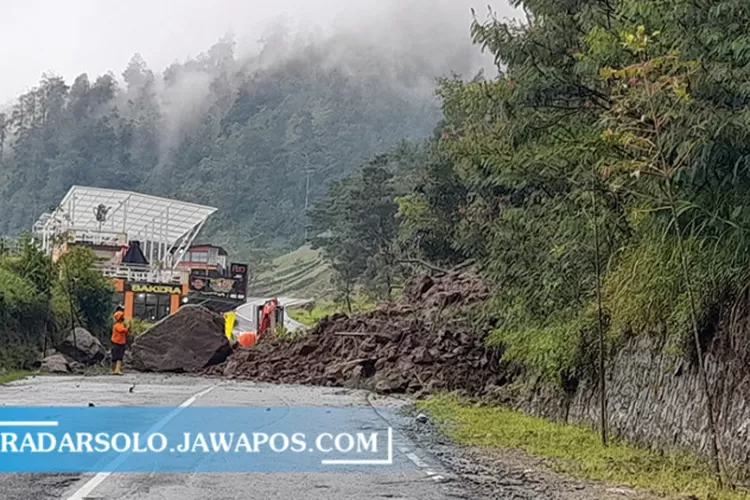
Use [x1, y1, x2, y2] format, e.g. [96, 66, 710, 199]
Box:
[0, 374, 472, 500]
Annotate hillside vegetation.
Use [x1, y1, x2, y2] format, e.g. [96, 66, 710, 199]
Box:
[0, 34, 447, 254]
[311, 0, 750, 395]
[0, 240, 112, 369]
[249, 246, 332, 298]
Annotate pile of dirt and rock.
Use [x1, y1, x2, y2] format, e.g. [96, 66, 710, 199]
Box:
[40, 327, 108, 374]
[209, 266, 512, 396]
[129, 305, 231, 373]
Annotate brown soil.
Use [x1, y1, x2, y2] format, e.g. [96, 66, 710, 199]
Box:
[208, 267, 513, 395]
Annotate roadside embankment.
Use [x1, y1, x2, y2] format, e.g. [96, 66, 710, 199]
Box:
[419, 394, 745, 500]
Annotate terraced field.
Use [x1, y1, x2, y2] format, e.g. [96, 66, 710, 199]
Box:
[249, 246, 332, 298]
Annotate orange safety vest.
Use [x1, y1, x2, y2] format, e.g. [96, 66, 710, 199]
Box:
[111, 312, 129, 345]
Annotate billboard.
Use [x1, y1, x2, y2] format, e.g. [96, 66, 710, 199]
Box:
[188, 263, 248, 300]
[229, 263, 248, 294]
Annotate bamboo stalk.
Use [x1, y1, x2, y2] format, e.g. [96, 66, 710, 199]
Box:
[592, 189, 608, 447]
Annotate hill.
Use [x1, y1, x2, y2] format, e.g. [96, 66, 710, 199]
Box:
[0, 33, 458, 253]
[249, 246, 331, 298]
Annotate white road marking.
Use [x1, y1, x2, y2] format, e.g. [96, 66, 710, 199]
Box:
[0, 421, 58, 427]
[400, 446, 446, 482]
[366, 395, 445, 479]
[65, 384, 218, 500]
[405, 451, 427, 468]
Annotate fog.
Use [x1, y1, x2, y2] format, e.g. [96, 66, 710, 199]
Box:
[1, 0, 519, 103]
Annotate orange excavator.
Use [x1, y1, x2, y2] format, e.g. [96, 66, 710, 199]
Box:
[258, 297, 279, 339]
[237, 297, 282, 347]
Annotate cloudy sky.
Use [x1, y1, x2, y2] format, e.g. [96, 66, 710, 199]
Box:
[0, 0, 519, 103]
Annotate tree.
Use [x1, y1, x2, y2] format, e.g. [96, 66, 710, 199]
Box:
[308, 155, 401, 303]
[396, 144, 467, 265]
[347, 156, 401, 298]
[308, 177, 367, 310]
[55, 247, 114, 337]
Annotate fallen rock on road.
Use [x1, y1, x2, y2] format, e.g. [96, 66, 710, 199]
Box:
[40, 326, 105, 374]
[57, 327, 107, 366]
[40, 352, 84, 374]
[210, 267, 513, 396]
[130, 305, 231, 372]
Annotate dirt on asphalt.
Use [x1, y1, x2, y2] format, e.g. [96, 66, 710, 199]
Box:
[207, 265, 514, 396]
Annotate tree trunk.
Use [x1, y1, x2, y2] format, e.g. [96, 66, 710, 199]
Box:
[592, 190, 607, 447]
[665, 177, 723, 487]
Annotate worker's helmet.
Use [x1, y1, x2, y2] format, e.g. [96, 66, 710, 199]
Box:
[115, 304, 125, 312]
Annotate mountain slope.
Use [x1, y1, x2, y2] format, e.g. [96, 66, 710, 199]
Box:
[0, 34, 452, 252]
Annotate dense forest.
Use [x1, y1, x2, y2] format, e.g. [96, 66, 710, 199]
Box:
[0, 32, 465, 254]
[312, 0, 750, 399]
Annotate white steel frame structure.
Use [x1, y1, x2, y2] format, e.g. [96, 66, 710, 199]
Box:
[33, 186, 217, 283]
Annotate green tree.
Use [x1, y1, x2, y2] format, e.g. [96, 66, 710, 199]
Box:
[54, 247, 114, 337]
[308, 155, 401, 303]
[0, 36, 442, 251]
[308, 176, 367, 310]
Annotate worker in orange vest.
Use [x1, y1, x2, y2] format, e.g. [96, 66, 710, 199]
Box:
[111, 306, 129, 375]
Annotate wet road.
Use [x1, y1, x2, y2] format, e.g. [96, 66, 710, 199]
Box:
[0, 374, 471, 500]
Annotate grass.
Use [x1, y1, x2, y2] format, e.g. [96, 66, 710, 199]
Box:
[288, 297, 377, 326]
[127, 318, 153, 336]
[251, 245, 333, 298]
[0, 370, 33, 384]
[418, 394, 750, 500]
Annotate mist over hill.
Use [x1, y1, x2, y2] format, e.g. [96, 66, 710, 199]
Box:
[0, 2, 496, 253]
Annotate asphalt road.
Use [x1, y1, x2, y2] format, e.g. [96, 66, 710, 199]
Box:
[0, 374, 472, 500]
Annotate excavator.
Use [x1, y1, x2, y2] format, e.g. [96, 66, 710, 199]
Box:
[184, 259, 291, 346]
[231, 297, 285, 346]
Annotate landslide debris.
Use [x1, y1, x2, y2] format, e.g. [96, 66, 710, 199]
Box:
[130, 305, 231, 373]
[212, 267, 510, 396]
[40, 352, 81, 374]
[40, 327, 106, 374]
[57, 327, 107, 366]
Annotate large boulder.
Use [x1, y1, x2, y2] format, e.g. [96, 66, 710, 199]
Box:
[41, 354, 70, 374]
[40, 353, 83, 374]
[129, 305, 231, 373]
[57, 327, 107, 366]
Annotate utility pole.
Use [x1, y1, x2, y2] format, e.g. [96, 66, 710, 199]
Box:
[297, 152, 311, 242]
[304, 170, 311, 241]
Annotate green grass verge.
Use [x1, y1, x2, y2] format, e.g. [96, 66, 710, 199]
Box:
[0, 370, 33, 384]
[288, 297, 377, 326]
[418, 394, 749, 500]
